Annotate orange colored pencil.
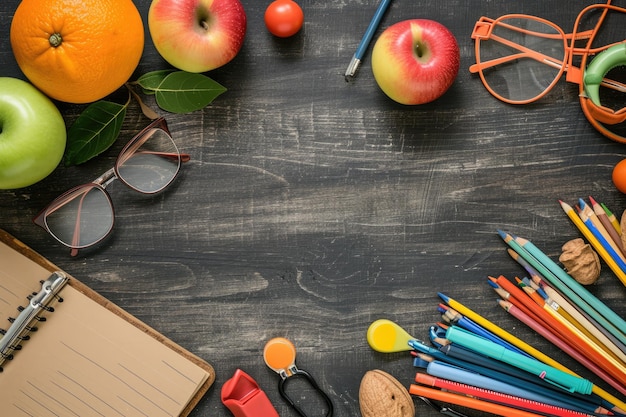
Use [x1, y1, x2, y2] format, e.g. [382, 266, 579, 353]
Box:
[409, 384, 545, 417]
[492, 276, 626, 386]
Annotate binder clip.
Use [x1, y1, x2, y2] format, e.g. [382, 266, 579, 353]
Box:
[263, 337, 334, 417]
[221, 368, 279, 417]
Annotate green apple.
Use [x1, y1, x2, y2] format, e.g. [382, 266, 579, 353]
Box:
[0, 77, 66, 189]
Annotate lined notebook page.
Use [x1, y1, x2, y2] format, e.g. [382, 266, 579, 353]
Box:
[0, 241, 211, 417]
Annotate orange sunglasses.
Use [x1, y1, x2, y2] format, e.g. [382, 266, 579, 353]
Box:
[470, 2, 626, 143]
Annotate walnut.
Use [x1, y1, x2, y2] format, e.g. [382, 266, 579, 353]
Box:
[559, 238, 601, 285]
[359, 370, 414, 417]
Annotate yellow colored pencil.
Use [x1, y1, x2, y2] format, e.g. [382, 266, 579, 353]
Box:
[590, 196, 625, 255]
[543, 305, 626, 388]
[580, 198, 626, 264]
[601, 202, 621, 234]
[560, 200, 626, 286]
[543, 284, 626, 365]
[438, 292, 626, 412]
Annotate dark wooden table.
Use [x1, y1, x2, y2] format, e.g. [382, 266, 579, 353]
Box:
[2, 0, 626, 415]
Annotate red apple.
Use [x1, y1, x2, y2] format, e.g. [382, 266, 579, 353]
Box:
[371, 19, 460, 105]
[148, 0, 247, 73]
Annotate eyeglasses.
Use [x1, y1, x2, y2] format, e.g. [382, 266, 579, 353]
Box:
[470, 2, 626, 143]
[33, 117, 190, 256]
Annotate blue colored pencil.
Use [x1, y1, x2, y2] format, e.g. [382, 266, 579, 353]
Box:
[344, 0, 392, 79]
[442, 294, 530, 357]
[501, 231, 626, 346]
[409, 339, 607, 414]
[426, 360, 594, 413]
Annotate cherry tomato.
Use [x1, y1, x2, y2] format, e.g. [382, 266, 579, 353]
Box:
[264, 0, 304, 38]
[612, 159, 626, 193]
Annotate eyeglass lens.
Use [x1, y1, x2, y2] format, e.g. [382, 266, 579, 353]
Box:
[117, 127, 182, 194]
[41, 125, 181, 250]
[43, 185, 114, 249]
[478, 17, 566, 103]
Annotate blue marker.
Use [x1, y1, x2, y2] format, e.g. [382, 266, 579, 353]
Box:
[446, 326, 593, 394]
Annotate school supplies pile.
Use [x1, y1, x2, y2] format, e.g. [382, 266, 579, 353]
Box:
[408, 231, 626, 416]
[560, 197, 626, 287]
[369, 225, 626, 416]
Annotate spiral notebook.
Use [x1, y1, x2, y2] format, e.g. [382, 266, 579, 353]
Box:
[0, 229, 214, 417]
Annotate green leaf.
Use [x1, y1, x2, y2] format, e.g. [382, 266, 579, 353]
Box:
[64, 100, 128, 166]
[135, 70, 175, 95]
[150, 71, 227, 113]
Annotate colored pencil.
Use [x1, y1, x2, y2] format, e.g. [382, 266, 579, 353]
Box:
[438, 292, 626, 411]
[560, 200, 626, 286]
[528, 268, 624, 352]
[411, 346, 610, 414]
[579, 198, 626, 264]
[541, 283, 626, 363]
[516, 232, 625, 328]
[409, 383, 560, 417]
[543, 304, 626, 389]
[492, 275, 576, 340]
[344, 0, 392, 80]
[488, 278, 546, 327]
[415, 373, 597, 417]
[424, 360, 598, 414]
[519, 276, 587, 339]
[506, 230, 626, 346]
[439, 304, 526, 355]
[517, 277, 545, 306]
[500, 299, 626, 395]
[600, 202, 621, 234]
[590, 196, 625, 255]
[577, 204, 626, 274]
[507, 274, 608, 353]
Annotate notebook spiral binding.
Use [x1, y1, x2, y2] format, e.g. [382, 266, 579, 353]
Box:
[0, 271, 68, 371]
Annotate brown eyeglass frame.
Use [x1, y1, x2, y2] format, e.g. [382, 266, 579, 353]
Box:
[33, 117, 190, 256]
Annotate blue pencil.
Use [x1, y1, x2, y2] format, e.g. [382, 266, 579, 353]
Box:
[578, 202, 626, 275]
[409, 339, 607, 414]
[440, 302, 529, 357]
[426, 361, 592, 413]
[344, 0, 392, 80]
[502, 230, 626, 346]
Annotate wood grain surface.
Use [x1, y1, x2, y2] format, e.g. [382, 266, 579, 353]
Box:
[2, 0, 626, 416]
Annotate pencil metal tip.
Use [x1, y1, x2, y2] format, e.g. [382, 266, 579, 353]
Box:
[344, 56, 361, 81]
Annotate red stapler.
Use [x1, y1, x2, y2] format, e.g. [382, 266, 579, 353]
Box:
[221, 368, 279, 417]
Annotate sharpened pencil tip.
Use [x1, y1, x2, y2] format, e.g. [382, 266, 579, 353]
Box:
[437, 292, 449, 303]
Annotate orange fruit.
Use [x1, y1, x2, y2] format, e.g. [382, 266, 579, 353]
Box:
[10, 0, 144, 104]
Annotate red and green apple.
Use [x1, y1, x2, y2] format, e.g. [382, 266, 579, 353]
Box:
[0, 77, 66, 189]
[371, 19, 460, 105]
[148, 0, 247, 73]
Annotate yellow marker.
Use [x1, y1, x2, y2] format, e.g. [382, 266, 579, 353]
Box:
[366, 319, 415, 353]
